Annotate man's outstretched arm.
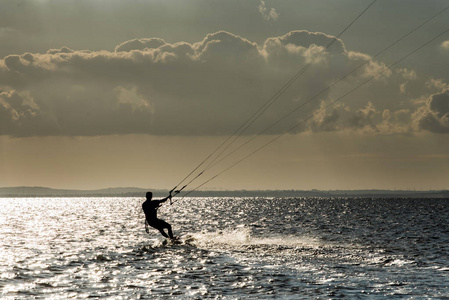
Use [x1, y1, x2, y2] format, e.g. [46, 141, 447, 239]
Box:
[155, 193, 173, 205]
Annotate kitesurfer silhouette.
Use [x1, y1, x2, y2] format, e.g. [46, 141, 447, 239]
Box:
[142, 191, 175, 239]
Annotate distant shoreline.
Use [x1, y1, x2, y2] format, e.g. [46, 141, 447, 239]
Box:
[1, 186, 448, 198]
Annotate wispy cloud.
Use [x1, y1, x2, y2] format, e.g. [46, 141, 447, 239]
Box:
[258, 0, 279, 21]
[441, 40, 449, 51]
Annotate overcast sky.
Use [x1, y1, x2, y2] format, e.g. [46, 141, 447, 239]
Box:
[1, 0, 449, 191]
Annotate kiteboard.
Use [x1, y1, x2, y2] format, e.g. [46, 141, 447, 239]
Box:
[161, 234, 195, 246]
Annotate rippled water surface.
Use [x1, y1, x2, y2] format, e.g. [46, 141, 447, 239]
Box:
[1, 197, 449, 299]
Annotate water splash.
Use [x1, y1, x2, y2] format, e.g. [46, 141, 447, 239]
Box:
[191, 226, 322, 249]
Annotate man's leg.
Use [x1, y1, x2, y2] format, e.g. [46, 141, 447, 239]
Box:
[159, 220, 174, 239]
[165, 223, 174, 239]
[149, 220, 169, 238]
[157, 227, 169, 238]
[152, 219, 173, 239]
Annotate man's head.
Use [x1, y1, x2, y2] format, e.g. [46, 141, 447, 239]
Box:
[146, 191, 153, 200]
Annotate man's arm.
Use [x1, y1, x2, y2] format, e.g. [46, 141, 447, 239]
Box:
[155, 193, 173, 206]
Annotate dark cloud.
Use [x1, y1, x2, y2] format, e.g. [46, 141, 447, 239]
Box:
[0, 30, 447, 137]
[308, 102, 380, 133]
[115, 38, 166, 52]
[196, 31, 260, 62]
[47, 47, 75, 55]
[264, 30, 345, 55]
[429, 91, 449, 118]
[0, 90, 48, 136]
[415, 91, 449, 133]
[4, 55, 30, 72]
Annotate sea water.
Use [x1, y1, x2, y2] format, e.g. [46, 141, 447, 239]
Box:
[1, 197, 448, 299]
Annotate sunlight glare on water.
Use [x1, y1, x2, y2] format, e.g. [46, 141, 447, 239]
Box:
[1, 197, 449, 298]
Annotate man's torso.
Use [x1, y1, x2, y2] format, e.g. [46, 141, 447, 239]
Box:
[142, 200, 159, 222]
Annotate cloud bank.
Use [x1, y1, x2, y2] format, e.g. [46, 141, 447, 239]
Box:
[1, 30, 448, 137]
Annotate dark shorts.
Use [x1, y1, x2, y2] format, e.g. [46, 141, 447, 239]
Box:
[148, 219, 170, 229]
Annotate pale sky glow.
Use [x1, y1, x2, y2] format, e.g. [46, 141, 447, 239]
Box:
[1, 0, 449, 191]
